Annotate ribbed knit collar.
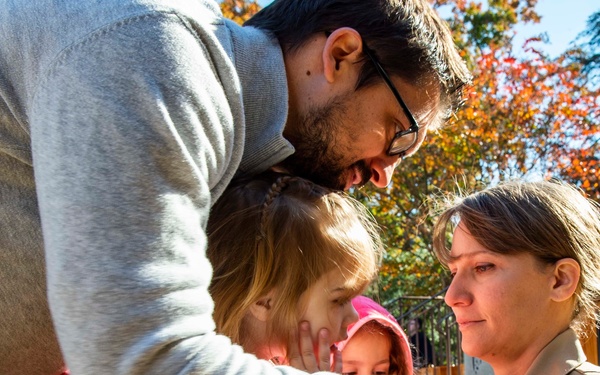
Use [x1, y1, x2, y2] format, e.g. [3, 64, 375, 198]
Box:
[227, 20, 294, 177]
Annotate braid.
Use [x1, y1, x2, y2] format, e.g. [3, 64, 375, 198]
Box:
[259, 175, 294, 238]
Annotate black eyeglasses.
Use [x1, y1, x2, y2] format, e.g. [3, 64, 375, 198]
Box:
[362, 43, 420, 157]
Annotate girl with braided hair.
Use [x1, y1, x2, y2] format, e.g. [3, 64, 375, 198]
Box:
[206, 170, 383, 370]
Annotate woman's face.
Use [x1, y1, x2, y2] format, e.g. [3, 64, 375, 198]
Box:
[341, 328, 392, 375]
[444, 224, 570, 368]
[298, 270, 360, 351]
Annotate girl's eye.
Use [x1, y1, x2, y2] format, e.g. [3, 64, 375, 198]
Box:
[333, 297, 351, 306]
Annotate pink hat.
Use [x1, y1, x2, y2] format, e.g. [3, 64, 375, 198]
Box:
[337, 296, 413, 375]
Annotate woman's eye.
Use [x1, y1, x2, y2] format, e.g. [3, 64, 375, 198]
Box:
[475, 264, 494, 273]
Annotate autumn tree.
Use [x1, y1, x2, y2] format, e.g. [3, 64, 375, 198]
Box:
[220, 0, 260, 25]
[359, 0, 599, 303]
[218, 0, 599, 303]
[574, 10, 600, 83]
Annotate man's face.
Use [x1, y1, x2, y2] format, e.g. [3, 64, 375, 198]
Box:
[281, 75, 441, 191]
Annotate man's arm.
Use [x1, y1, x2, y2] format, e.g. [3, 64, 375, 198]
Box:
[30, 13, 327, 375]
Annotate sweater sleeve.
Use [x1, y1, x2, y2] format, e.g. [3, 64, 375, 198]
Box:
[29, 12, 327, 375]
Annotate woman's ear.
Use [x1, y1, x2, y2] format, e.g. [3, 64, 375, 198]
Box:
[248, 290, 276, 322]
[549, 258, 580, 302]
[322, 27, 363, 84]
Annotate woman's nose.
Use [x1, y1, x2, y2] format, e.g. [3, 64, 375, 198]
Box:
[444, 273, 471, 307]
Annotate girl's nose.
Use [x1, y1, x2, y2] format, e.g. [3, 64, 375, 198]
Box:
[346, 303, 359, 326]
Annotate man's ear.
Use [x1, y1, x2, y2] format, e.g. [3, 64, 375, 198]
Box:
[549, 258, 580, 302]
[248, 290, 276, 322]
[322, 27, 363, 83]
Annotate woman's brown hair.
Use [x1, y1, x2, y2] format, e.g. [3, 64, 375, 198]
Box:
[433, 179, 600, 336]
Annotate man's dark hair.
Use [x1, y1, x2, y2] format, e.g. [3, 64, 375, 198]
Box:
[245, 0, 472, 122]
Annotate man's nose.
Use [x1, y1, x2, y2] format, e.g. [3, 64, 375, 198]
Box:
[369, 156, 401, 188]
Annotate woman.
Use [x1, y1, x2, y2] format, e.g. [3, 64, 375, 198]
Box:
[432, 179, 600, 375]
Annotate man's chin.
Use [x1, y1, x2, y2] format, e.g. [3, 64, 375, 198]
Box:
[310, 172, 368, 191]
[345, 166, 372, 190]
[311, 174, 347, 191]
[295, 169, 346, 191]
[277, 160, 361, 191]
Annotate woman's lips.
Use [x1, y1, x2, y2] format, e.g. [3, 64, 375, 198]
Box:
[456, 319, 484, 330]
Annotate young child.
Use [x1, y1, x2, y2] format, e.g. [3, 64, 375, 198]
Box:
[337, 296, 413, 375]
[206, 171, 383, 367]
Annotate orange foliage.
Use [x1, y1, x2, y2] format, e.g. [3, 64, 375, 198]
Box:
[360, 0, 599, 300]
[219, 0, 599, 300]
[220, 0, 260, 25]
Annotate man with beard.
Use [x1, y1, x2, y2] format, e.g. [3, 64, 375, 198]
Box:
[0, 0, 471, 374]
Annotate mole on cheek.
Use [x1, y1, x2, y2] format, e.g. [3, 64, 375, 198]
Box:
[306, 70, 311, 76]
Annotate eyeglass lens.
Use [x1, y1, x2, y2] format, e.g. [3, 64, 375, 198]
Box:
[389, 132, 418, 155]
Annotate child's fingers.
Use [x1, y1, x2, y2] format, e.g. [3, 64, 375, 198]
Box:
[317, 328, 332, 371]
[288, 321, 319, 372]
[287, 325, 303, 369]
[330, 344, 342, 373]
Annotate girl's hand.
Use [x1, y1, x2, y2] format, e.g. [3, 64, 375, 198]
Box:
[288, 321, 342, 373]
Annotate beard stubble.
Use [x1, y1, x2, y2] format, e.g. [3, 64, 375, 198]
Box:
[279, 95, 371, 190]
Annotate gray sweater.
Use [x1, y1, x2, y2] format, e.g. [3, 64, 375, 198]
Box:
[0, 0, 324, 374]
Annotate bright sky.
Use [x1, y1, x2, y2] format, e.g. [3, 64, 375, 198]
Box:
[256, 0, 599, 58]
[513, 0, 598, 57]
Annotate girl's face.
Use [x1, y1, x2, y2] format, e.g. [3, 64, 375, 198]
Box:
[444, 224, 571, 370]
[298, 270, 360, 351]
[341, 328, 392, 375]
[247, 270, 361, 363]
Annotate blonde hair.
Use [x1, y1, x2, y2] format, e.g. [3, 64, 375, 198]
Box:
[207, 171, 383, 357]
[433, 179, 600, 336]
